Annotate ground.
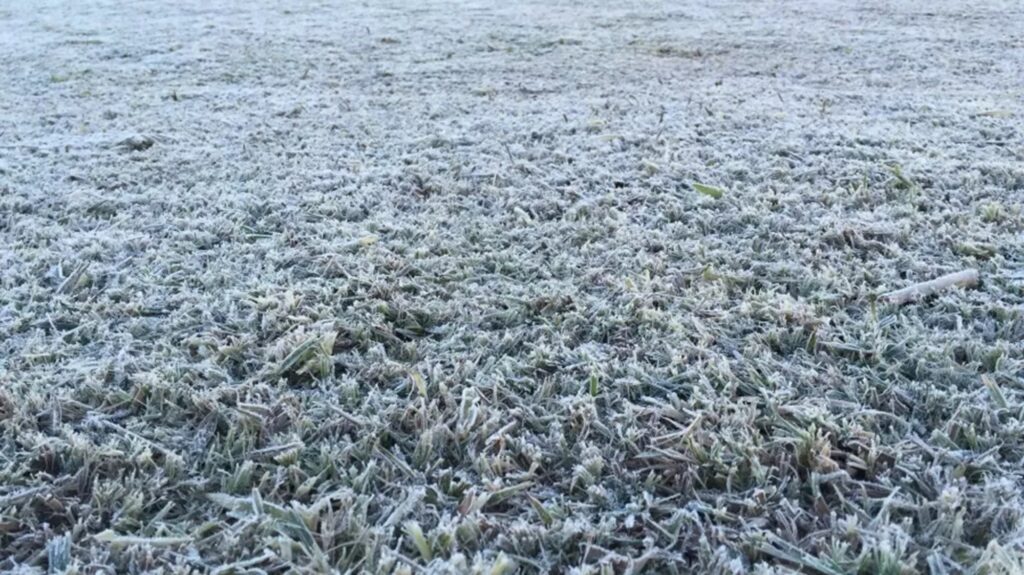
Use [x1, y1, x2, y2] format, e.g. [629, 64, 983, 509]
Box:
[1, 0, 1023, 573]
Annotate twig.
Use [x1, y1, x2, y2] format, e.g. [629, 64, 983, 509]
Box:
[880, 269, 978, 305]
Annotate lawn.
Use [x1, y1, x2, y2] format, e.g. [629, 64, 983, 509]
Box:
[1, 0, 1023, 572]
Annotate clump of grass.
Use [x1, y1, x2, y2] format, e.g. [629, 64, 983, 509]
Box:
[887, 164, 917, 190]
[271, 330, 336, 380]
[692, 182, 725, 199]
[980, 201, 1006, 223]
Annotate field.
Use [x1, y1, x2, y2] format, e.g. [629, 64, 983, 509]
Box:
[1, 0, 1023, 572]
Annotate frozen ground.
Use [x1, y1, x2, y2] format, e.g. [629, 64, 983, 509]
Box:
[1, 0, 1023, 572]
